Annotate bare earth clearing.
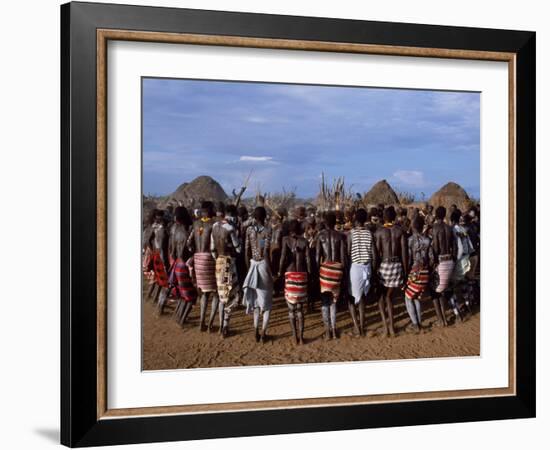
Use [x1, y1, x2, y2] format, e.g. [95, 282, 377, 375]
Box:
[143, 285, 480, 370]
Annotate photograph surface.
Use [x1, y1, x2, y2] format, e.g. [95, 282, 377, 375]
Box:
[141, 78, 481, 370]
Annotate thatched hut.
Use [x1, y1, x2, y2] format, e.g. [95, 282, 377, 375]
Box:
[364, 179, 399, 206]
[429, 182, 472, 212]
[161, 175, 229, 208]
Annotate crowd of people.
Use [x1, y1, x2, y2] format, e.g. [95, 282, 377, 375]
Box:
[143, 200, 480, 345]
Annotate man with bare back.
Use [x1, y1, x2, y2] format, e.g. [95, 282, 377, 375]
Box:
[161, 206, 196, 324]
[347, 208, 374, 337]
[431, 206, 457, 327]
[211, 204, 241, 338]
[278, 219, 312, 345]
[148, 209, 170, 304]
[316, 211, 347, 340]
[373, 206, 408, 337]
[188, 201, 219, 332]
[243, 207, 274, 343]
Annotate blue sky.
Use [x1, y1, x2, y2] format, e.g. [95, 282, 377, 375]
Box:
[143, 78, 480, 200]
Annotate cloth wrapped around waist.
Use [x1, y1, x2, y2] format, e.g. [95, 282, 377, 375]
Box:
[404, 264, 430, 301]
[151, 250, 169, 288]
[215, 255, 238, 304]
[243, 259, 273, 313]
[284, 272, 308, 304]
[377, 261, 404, 288]
[433, 259, 455, 293]
[319, 261, 344, 297]
[168, 258, 197, 303]
[349, 262, 372, 304]
[193, 252, 217, 293]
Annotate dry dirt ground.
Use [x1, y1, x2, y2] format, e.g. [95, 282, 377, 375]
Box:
[142, 285, 480, 370]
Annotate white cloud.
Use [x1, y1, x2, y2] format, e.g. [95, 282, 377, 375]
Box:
[239, 156, 274, 162]
[245, 116, 269, 124]
[392, 170, 426, 188]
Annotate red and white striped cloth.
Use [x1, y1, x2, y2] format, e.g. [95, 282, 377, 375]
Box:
[404, 265, 430, 301]
[319, 261, 344, 297]
[284, 272, 308, 304]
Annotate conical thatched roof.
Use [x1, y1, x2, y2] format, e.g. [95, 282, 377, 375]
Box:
[364, 179, 399, 206]
[162, 176, 228, 207]
[429, 182, 472, 212]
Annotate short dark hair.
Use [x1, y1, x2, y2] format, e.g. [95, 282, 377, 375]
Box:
[324, 211, 337, 228]
[201, 201, 215, 217]
[450, 210, 461, 224]
[226, 204, 237, 217]
[369, 207, 379, 218]
[237, 206, 248, 218]
[174, 206, 192, 227]
[148, 208, 161, 225]
[296, 206, 306, 218]
[355, 208, 368, 225]
[216, 201, 226, 215]
[254, 206, 267, 222]
[435, 206, 446, 220]
[383, 206, 397, 223]
[412, 215, 425, 232]
[288, 219, 300, 235]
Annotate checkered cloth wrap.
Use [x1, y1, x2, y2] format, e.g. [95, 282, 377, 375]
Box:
[404, 265, 430, 301]
[168, 258, 197, 303]
[151, 250, 169, 288]
[284, 272, 308, 304]
[377, 261, 404, 288]
[215, 255, 238, 304]
[193, 252, 217, 293]
[433, 259, 455, 293]
[319, 261, 344, 297]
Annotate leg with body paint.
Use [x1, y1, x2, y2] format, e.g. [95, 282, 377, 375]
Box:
[207, 293, 219, 332]
[152, 284, 162, 304]
[222, 293, 239, 338]
[173, 299, 184, 323]
[157, 287, 169, 315]
[253, 307, 261, 342]
[385, 287, 396, 336]
[287, 301, 298, 344]
[405, 296, 422, 333]
[414, 299, 423, 329]
[320, 292, 332, 340]
[348, 298, 360, 335]
[447, 289, 463, 323]
[438, 296, 448, 326]
[260, 309, 271, 343]
[330, 300, 338, 339]
[199, 292, 208, 331]
[146, 282, 156, 301]
[378, 290, 389, 336]
[358, 299, 366, 336]
[218, 302, 225, 334]
[180, 301, 193, 326]
[296, 303, 305, 344]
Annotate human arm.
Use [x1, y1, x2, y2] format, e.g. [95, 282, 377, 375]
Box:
[278, 237, 288, 277]
[401, 230, 408, 276]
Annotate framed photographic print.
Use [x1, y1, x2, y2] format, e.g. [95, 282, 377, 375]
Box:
[61, 1, 536, 447]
